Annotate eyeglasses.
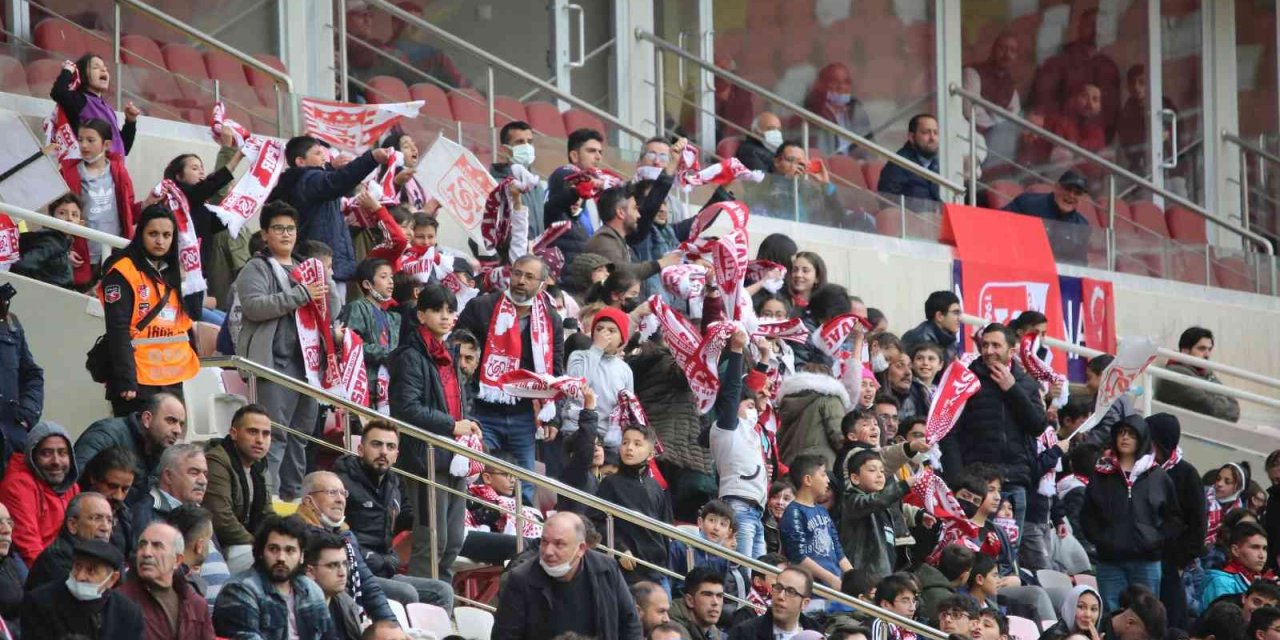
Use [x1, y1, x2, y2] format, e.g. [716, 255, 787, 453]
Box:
[641, 151, 670, 164]
[940, 610, 972, 622]
[268, 224, 298, 235]
[309, 488, 349, 499]
[771, 584, 807, 600]
[312, 560, 346, 571]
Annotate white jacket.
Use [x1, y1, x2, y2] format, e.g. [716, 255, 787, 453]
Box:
[562, 345, 634, 447]
[711, 414, 768, 507]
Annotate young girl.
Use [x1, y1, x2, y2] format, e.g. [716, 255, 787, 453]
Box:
[160, 128, 246, 322]
[51, 54, 139, 157]
[338, 256, 400, 412]
[59, 119, 138, 264]
[1206, 462, 1250, 545]
[13, 194, 92, 290]
[787, 251, 826, 313]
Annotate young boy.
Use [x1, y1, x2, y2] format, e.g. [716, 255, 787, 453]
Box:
[590, 423, 673, 585]
[869, 573, 921, 640]
[338, 257, 400, 411]
[910, 343, 945, 390]
[974, 607, 1010, 640]
[14, 193, 87, 290]
[564, 307, 634, 448]
[841, 449, 912, 578]
[399, 213, 441, 284]
[780, 454, 852, 592]
[963, 554, 1001, 611]
[667, 499, 734, 595]
[467, 452, 544, 537]
[765, 480, 795, 555]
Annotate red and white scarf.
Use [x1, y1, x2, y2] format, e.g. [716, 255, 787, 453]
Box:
[669, 142, 765, 191]
[209, 101, 257, 153]
[1095, 450, 1157, 495]
[680, 201, 751, 323]
[449, 431, 486, 479]
[284, 258, 346, 397]
[924, 360, 983, 447]
[399, 244, 446, 284]
[0, 216, 19, 271]
[1205, 488, 1244, 546]
[478, 292, 555, 406]
[43, 62, 80, 162]
[151, 179, 206, 294]
[1034, 427, 1062, 497]
[754, 318, 809, 344]
[1017, 331, 1068, 408]
[756, 403, 788, 480]
[563, 166, 626, 200]
[745, 259, 787, 293]
[660, 263, 707, 318]
[609, 390, 667, 489]
[466, 483, 545, 538]
[811, 312, 872, 378]
[482, 164, 540, 256]
[208, 137, 286, 238]
[499, 369, 587, 404]
[643, 295, 737, 413]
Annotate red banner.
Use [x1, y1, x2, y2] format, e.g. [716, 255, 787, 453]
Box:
[1080, 277, 1117, 356]
[942, 204, 1067, 376]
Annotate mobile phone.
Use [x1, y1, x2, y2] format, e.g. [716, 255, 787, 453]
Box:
[807, 159, 823, 174]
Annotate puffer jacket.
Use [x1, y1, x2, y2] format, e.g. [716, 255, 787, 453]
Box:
[1081, 416, 1181, 562]
[938, 358, 1046, 489]
[775, 372, 852, 467]
[627, 343, 713, 474]
[0, 421, 80, 564]
[332, 453, 408, 578]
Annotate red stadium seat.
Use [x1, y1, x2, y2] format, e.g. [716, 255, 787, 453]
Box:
[562, 108, 605, 136]
[365, 75, 411, 104]
[1128, 200, 1170, 237]
[492, 95, 527, 127]
[862, 160, 885, 191]
[985, 180, 1023, 209]
[1025, 182, 1054, 194]
[1075, 198, 1102, 227]
[447, 88, 487, 125]
[203, 50, 250, 86]
[162, 43, 213, 105]
[525, 101, 567, 139]
[715, 137, 741, 162]
[82, 30, 114, 64]
[1166, 205, 1208, 243]
[26, 59, 65, 95]
[248, 54, 288, 106]
[1213, 256, 1255, 292]
[33, 19, 84, 59]
[409, 83, 453, 120]
[0, 55, 29, 95]
[825, 155, 866, 189]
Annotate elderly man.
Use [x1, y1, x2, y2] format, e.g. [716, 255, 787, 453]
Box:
[131, 443, 208, 532]
[295, 471, 445, 621]
[213, 515, 334, 639]
[493, 512, 641, 640]
[74, 392, 185, 502]
[0, 502, 20, 631]
[22, 538, 143, 639]
[1003, 170, 1092, 263]
[0, 421, 80, 563]
[736, 112, 784, 172]
[119, 521, 214, 639]
[26, 491, 113, 590]
[204, 404, 274, 573]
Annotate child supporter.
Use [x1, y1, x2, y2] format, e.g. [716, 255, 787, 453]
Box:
[667, 499, 734, 595]
[59, 119, 138, 264]
[840, 448, 915, 579]
[467, 452, 544, 538]
[338, 256, 400, 411]
[13, 194, 91, 290]
[868, 573, 921, 640]
[1207, 462, 1251, 545]
[563, 306, 633, 449]
[780, 454, 852, 592]
[589, 422, 673, 586]
[963, 553, 1002, 611]
[765, 480, 795, 555]
[50, 54, 139, 156]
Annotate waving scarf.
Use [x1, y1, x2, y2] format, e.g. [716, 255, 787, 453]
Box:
[644, 295, 737, 413]
[1017, 331, 1068, 408]
[564, 166, 626, 200]
[754, 317, 809, 344]
[746, 259, 786, 293]
[680, 201, 751, 323]
[151, 179, 206, 294]
[467, 483, 545, 538]
[811, 312, 873, 378]
[477, 292, 555, 406]
[499, 370, 587, 404]
[482, 164, 540, 256]
[1035, 427, 1062, 497]
[660, 263, 708, 318]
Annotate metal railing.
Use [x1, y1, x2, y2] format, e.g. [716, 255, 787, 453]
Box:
[636, 30, 966, 200]
[958, 314, 1280, 415]
[113, 0, 295, 136]
[1223, 132, 1280, 245]
[952, 85, 1276, 271]
[198, 355, 945, 639]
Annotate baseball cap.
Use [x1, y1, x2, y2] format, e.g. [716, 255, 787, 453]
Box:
[72, 538, 125, 573]
[1057, 170, 1087, 191]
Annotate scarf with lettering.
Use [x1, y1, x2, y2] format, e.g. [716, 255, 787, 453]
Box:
[477, 291, 554, 406]
[467, 483, 545, 538]
[152, 179, 206, 294]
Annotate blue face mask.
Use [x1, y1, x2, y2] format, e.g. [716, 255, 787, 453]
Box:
[826, 91, 852, 107]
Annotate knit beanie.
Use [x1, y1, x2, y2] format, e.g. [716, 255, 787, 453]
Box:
[592, 306, 630, 338]
[568, 253, 611, 294]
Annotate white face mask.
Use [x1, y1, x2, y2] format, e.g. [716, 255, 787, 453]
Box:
[762, 129, 784, 151]
[65, 573, 112, 601]
[741, 407, 759, 428]
[509, 143, 536, 167]
[633, 165, 663, 182]
[540, 556, 575, 578]
[871, 352, 890, 373]
[319, 512, 346, 529]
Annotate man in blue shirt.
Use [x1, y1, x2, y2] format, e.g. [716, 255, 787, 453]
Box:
[1003, 170, 1092, 263]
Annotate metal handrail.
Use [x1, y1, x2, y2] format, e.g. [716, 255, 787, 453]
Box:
[198, 356, 944, 638]
[952, 85, 1275, 260]
[358, 0, 650, 147]
[637, 30, 965, 197]
[0, 203, 128, 249]
[1224, 133, 1280, 168]
[958, 314, 1280, 411]
[114, 0, 295, 135]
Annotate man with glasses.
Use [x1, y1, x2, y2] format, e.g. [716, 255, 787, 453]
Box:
[295, 471, 398, 625]
[26, 492, 113, 590]
[233, 202, 341, 502]
[670, 565, 726, 640]
[304, 530, 362, 640]
[933, 594, 979, 638]
[726, 567, 822, 639]
[332, 420, 454, 611]
[583, 137, 684, 282]
[742, 141, 844, 227]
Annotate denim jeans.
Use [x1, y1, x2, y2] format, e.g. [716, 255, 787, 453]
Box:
[476, 405, 537, 505]
[727, 498, 765, 560]
[1097, 560, 1162, 611]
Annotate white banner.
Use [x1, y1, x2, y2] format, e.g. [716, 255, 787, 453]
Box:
[299, 98, 424, 152]
[1068, 336, 1160, 440]
[415, 136, 495, 242]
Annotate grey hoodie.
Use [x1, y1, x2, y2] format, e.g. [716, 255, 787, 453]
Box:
[25, 421, 79, 495]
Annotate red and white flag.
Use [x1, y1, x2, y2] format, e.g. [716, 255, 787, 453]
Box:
[924, 360, 983, 445]
[1016, 331, 1068, 408]
[300, 98, 423, 152]
[499, 370, 588, 404]
[207, 138, 286, 238]
[1066, 336, 1159, 441]
[416, 136, 497, 242]
[904, 466, 972, 528]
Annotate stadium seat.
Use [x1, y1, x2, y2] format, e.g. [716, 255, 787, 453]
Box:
[26, 59, 65, 96]
[162, 43, 214, 105]
[1214, 256, 1255, 292]
[455, 607, 495, 639]
[0, 55, 29, 95]
[1007, 616, 1041, 640]
[1025, 182, 1054, 195]
[1036, 569, 1074, 592]
[120, 35, 185, 107]
[492, 94, 527, 127]
[1072, 574, 1098, 589]
[1166, 205, 1208, 243]
[1075, 197, 1102, 227]
[525, 101, 567, 139]
[406, 603, 452, 637]
[862, 160, 885, 191]
[388, 600, 411, 632]
[203, 50, 263, 111]
[82, 30, 114, 64]
[448, 88, 488, 125]
[365, 75, 412, 104]
[985, 180, 1023, 209]
[247, 54, 288, 105]
[562, 108, 605, 137]
[409, 82, 453, 120]
[826, 155, 867, 189]
[1128, 200, 1170, 237]
[715, 137, 741, 162]
[34, 19, 84, 59]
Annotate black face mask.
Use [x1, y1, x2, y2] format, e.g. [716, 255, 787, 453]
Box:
[621, 298, 640, 313]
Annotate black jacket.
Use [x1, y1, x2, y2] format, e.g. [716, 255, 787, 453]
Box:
[332, 454, 412, 578]
[1145, 412, 1205, 568]
[21, 579, 144, 640]
[455, 292, 564, 414]
[735, 137, 775, 173]
[876, 142, 941, 204]
[1081, 418, 1181, 562]
[589, 463, 673, 583]
[492, 549, 641, 640]
[13, 230, 73, 289]
[544, 165, 592, 272]
[726, 609, 822, 640]
[388, 326, 471, 475]
[939, 359, 1047, 489]
[554, 409, 601, 515]
[179, 166, 236, 268]
[0, 313, 43, 457]
[900, 319, 960, 367]
[25, 529, 74, 591]
[0, 552, 24, 630]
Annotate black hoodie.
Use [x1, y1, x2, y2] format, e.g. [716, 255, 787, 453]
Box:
[1081, 415, 1182, 562]
[588, 459, 672, 584]
[1146, 413, 1206, 568]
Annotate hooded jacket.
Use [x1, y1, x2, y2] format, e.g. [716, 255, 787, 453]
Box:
[628, 343, 713, 475]
[1145, 412, 1206, 568]
[939, 358, 1046, 489]
[0, 421, 80, 564]
[269, 150, 380, 282]
[776, 372, 853, 467]
[1081, 416, 1181, 562]
[331, 453, 410, 579]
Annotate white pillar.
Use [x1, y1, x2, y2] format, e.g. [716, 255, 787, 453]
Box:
[1147, 0, 1166, 207]
[935, 0, 964, 201]
[1204, 1, 1242, 245]
[280, 0, 335, 101]
[616, 0, 655, 152]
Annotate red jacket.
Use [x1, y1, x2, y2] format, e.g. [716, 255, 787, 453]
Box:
[0, 452, 81, 564]
[59, 152, 140, 239]
[118, 570, 215, 640]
